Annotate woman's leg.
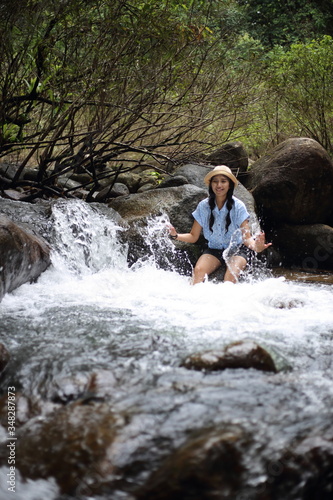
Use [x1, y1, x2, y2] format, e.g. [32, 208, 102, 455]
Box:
[224, 255, 247, 283]
[192, 253, 221, 284]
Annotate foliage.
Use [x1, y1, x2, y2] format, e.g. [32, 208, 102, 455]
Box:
[237, 0, 333, 47]
[264, 36, 333, 152]
[1, 0, 333, 201]
[0, 0, 257, 200]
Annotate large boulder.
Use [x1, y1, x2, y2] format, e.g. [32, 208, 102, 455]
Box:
[0, 215, 51, 300]
[271, 223, 333, 271]
[108, 184, 207, 230]
[206, 141, 249, 175]
[247, 137, 333, 226]
[174, 163, 211, 188]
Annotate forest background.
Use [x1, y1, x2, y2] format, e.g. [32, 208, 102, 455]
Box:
[1, 0, 333, 199]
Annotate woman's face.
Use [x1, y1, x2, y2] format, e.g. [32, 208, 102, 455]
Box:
[210, 174, 230, 197]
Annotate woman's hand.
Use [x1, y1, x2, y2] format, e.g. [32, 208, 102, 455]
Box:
[167, 224, 178, 237]
[253, 232, 272, 252]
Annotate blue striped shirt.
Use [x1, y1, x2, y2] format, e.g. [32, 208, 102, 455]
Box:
[192, 196, 250, 250]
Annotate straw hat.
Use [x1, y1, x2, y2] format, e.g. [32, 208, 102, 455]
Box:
[204, 165, 238, 186]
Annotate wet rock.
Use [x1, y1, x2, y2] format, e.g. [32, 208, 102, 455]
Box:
[109, 185, 202, 272]
[0, 197, 52, 242]
[182, 340, 278, 373]
[271, 223, 333, 271]
[4, 401, 122, 495]
[0, 392, 59, 429]
[0, 215, 51, 300]
[0, 343, 10, 372]
[48, 369, 117, 404]
[247, 137, 333, 225]
[124, 219, 194, 273]
[261, 433, 333, 500]
[108, 184, 207, 229]
[135, 425, 247, 500]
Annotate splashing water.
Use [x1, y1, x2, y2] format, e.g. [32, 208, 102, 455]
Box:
[1, 199, 333, 499]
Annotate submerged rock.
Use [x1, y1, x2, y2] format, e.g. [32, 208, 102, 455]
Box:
[0, 343, 10, 372]
[0, 215, 51, 300]
[182, 340, 280, 373]
[260, 433, 333, 500]
[135, 424, 247, 500]
[5, 401, 122, 495]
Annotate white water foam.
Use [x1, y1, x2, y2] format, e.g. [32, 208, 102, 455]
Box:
[1, 199, 332, 367]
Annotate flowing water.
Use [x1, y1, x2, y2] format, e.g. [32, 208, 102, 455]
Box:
[0, 199, 333, 499]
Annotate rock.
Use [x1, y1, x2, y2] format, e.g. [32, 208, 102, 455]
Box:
[182, 340, 280, 373]
[94, 182, 130, 202]
[5, 402, 121, 495]
[69, 172, 92, 184]
[139, 172, 161, 188]
[0, 215, 51, 300]
[248, 137, 333, 225]
[0, 162, 21, 180]
[23, 167, 39, 181]
[108, 184, 207, 229]
[136, 183, 155, 192]
[174, 163, 212, 188]
[261, 433, 333, 500]
[56, 176, 81, 191]
[2, 189, 27, 200]
[135, 425, 247, 500]
[48, 369, 117, 404]
[117, 172, 142, 192]
[0, 197, 52, 241]
[0, 392, 59, 429]
[157, 175, 189, 188]
[271, 223, 333, 270]
[206, 141, 249, 173]
[0, 343, 10, 372]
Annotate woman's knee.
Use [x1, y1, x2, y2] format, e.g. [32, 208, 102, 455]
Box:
[224, 256, 247, 282]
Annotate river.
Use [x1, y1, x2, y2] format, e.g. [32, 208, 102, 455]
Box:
[0, 199, 333, 499]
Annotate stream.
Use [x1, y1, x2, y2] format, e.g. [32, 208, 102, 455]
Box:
[0, 199, 333, 499]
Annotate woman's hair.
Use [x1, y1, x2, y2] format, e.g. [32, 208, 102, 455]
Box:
[208, 177, 235, 232]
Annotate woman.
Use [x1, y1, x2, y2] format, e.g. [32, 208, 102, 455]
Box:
[168, 165, 271, 284]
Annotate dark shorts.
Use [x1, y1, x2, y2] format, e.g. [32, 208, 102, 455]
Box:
[202, 245, 254, 265]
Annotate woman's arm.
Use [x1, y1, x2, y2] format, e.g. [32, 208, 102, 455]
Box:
[168, 220, 202, 244]
[241, 220, 272, 252]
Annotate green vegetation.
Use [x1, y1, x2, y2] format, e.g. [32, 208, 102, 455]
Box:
[1, 0, 333, 199]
